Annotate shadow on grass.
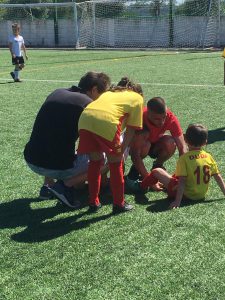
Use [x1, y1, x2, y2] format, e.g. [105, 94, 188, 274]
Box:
[208, 127, 225, 145]
[133, 193, 150, 205]
[125, 187, 150, 205]
[0, 189, 113, 243]
[147, 197, 225, 213]
[125, 186, 149, 204]
[0, 81, 15, 84]
[125, 184, 162, 206]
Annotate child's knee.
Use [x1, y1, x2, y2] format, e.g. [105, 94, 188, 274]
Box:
[151, 168, 160, 177]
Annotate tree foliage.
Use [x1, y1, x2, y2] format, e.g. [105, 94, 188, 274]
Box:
[95, 2, 124, 18]
[149, 0, 167, 17]
[0, 0, 124, 20]
[0, 0, 77, 20]
[175, 0, 220, 16]
[0, 0, 224, 20]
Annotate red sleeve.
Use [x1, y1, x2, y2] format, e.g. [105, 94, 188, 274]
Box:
[143, 107, 149, 128]
[166, 109, 183, 137]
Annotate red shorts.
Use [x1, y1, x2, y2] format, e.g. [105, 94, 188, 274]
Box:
[78, 129, 122, 156]
[167, 175, 179, 198]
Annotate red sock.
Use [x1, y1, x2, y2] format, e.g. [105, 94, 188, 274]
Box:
[109, 161, 124, 207]
[141, 172, 158, 190]
[88, 160, 102, 206]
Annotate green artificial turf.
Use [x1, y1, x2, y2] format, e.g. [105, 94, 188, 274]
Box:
[1, 49, 225, 299]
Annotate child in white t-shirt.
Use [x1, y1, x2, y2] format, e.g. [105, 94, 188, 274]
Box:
[8, 23, 28, 82]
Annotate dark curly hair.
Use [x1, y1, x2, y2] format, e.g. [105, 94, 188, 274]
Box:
[110, 77, 143, 96]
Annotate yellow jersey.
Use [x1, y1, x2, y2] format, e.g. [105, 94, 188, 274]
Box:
[78, 90, 143, 141]
[175, 149, 219, 200]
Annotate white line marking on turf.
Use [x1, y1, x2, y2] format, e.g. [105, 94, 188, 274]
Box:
[0, 78, 77, 83]
[0, 78, 224, 88]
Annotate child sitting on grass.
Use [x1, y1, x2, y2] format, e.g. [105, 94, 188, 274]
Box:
[127, 124, 225, 209]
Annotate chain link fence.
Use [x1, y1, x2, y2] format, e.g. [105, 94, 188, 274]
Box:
[0, 0, 225, 48]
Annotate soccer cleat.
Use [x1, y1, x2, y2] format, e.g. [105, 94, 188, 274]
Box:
[112, 202, 133, 214]
[125, 177, 147, 193]
[39, 185, 54, 200]
[88, 203, 102, 213]
[10, 72, 15, 79]
[14, 79, 22, 82]
[49, 181, 80, 209]
[126, 164, 140, 180]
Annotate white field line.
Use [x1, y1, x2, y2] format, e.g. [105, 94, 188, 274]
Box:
[0, 77, 224, 88]
[0, 78, 77, 83]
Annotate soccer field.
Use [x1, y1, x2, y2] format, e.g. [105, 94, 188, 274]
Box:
[1, 48, 225, 299]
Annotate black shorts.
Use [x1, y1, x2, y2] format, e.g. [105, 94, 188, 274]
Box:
[12, 56, 24, 65]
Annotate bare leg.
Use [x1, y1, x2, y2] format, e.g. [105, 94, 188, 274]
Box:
[140, 167, 173, 190]
[64, 172, 88, 188]
[128, 134, 151, 179]
[151, 168, 173, 189]
[64, 164, 109, 188]
[151, 135, 176, 166]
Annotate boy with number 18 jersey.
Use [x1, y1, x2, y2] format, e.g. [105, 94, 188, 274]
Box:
[127, 124, 225, 209]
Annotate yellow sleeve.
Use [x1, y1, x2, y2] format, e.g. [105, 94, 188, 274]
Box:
[210, 155, 219, 175]
[126, 95, 143, 128]
[175, 155, 188, 177]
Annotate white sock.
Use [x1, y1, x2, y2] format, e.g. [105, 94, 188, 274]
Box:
[14, 70, 19, 79]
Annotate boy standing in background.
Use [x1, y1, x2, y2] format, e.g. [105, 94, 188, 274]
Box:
[9, 23, 28, 82]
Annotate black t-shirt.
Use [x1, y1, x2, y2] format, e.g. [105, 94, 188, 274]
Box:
[24, 87, 92, 170]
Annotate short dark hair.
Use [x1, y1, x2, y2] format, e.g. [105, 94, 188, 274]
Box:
[12, 23, 20, 29]
[147, 97, 166, 114]
[185, 124, 208, 147]
[78, 71, 111, 93]
[111, 77, 143, 96]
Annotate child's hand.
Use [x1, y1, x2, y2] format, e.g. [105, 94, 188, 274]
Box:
[151, 182, 164, 191]
[169, 200, 180, 209]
